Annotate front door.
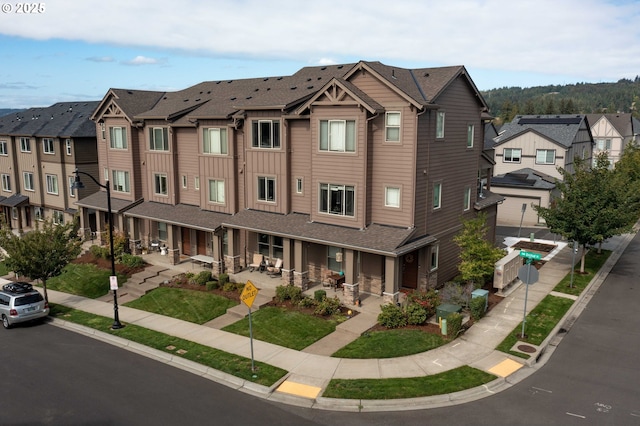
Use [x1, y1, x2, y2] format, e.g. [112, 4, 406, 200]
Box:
[402, 251, 419, 290]
[196, 230, 207, 255]
[181, 228, 191, 256]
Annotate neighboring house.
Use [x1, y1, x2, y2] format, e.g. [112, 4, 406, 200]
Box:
[491, 115, 594, 226]
[79, 61, 502, 303]
[586, 113, 640, 166]
[0, 102, 100, 231]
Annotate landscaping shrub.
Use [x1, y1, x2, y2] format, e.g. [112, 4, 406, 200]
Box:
[377, 303, 407, 328]
[440, 282, 474, 307]
[314, 296, 341, 316]
[194, 270, 212, 286]
[218, 273, 229, 286]
[298, 296, 316, 308]
[406, 303, 428, 325]
[314, 289, 327, 302]
[275, 284, 303, 303]
[89, 244, 109, 259]
[406, 289, 440, 318]
[446, 312, 463, 338]
[119, 253, 145, 268]
[469, 296, 487, 321]
[223, 282, 236, 292]
[205, 281, 218, 291]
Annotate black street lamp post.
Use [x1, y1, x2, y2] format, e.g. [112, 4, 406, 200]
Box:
[72, 168, 124, 329]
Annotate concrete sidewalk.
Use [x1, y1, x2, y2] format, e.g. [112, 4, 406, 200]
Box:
[43, 231, 633, 412]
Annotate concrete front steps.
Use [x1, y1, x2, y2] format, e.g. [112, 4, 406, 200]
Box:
[97, 265, 180, 305]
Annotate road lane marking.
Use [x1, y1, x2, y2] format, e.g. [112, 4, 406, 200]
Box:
[566, 412, 586, 419]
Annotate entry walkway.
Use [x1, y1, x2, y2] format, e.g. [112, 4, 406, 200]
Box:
[41, 231, 633, 411]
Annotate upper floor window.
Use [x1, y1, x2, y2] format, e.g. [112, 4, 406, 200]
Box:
[112, 170, 130, 193]
[100, 123, 106, 140]
[319, 183, 355, 217]
[385, 112, 401, 142]
[68, 176, 76, 197]
[1, 174, 10, 192]
[109, 127, 127, 149]
[34, 206, 44, 221]
[596, 139, 611, 151]
[536, 149, 556, 165]
[463, 186, 471, 211]
[433, 182, 442, 209]
[430, 244, 439, 271]
[208, 179, 225, 204]
[436, 111, 445, 139]
[503, 148, 521, 163]
[43, 138, 55, 154]
[194, 176, 200, 191]
[23, 172, 34, 191]
[296, 178, 303, 194]
[0, 140, 7, 155]
[154, 173, 168, 196]
[467, 124, 474, 148]
[385, 186, 400, 208]
[203, 128, 228, 155]
[150, 127, 169, 151]
[319, 119, 356, 152]
[182, 175, 187, 189]
[258, 176, 275, 202]
[46, 174, 59, 195]
[65, 139, 72, 155]
[252, 120, 280, 149]
[20, 137, 31, 152]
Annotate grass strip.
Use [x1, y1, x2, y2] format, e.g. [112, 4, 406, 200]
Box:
[49, 304, 287, 387]
[552, 249, 611, 296]
[323, 366, 496, 399]
[332, 329, 447, 359]
[124, 287, 238, 324]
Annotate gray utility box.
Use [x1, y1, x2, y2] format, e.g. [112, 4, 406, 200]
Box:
[436, 303, 462, 322]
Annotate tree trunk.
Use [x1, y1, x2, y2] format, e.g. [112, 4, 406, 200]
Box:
[42, 279, 48, 304]
[580, 246, 587, 273]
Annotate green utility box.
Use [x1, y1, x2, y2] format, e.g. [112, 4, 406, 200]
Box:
[471, 289, 489, 311]
[436, 303, 462, 322]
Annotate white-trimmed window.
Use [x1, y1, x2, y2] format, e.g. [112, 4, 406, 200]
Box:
[112, 170, 130, 193]
[100, 123, 106, 140]
[194, 176, 200, 190]
[436, 111, 445, 138]
[430, 244, 439, 271]
[0, 140, 7, 155]
[12, 207, 17, 220]
[43, 138, 55, 154]
[52, 210, 64, 225]
[1, 174, 10, 192]
[154, 173, 168, 196]
[109, 127, 127, 149]
[319, 183, 355, 216]
[503, 148, 521, 163]
[46, 174, 59, 195]
[34, 206, 44, 221]
[104, 168, 109, 181]
[65, 139, 72, 155]
[69, 176, 76, 197]
[319, 119, 356, 152]
[596, 139, 612, 150]
[385, 186, 400, 208]
[385, 112, 401, 142]
[203, 128, 228, 154]
[467, 124, 474, 148]
[258, 176, 276, 202]
[208, 179, 225, 204]
[463, 186, 471, 211]
[182, 175, 187, 189]
[433, 182, 442, 209]
[158, 222, 168, 241]
[296, 178, 303, 194]
[257, 234, 284, 259]
[23, 172, 34, 191]
[536, 149, 556, 165]
[20, 137, 31, 152]
[150, 127, 169, 151]
[252, 120, 280, 149]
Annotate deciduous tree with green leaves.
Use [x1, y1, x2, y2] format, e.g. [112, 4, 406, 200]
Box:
[453, 213, 505, 288]
[0, 217, 82, 303]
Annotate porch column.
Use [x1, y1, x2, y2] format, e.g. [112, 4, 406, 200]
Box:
[223, 228, 241, 274]
[382, 256, 400, 304]
[293, 239, 309, 290]
[212, 231, 223, 276]
[342, 249, 359, 304]
[128, 216, 142, 255]
[281, 237, 293, 285]
[166, 223, 179, 265]
[77, 206, 91, 240]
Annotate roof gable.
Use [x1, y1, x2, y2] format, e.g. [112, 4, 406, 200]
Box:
[296, 78, 384, 115]
[494, 115, 589, 148]
[91, 89, 165, 123]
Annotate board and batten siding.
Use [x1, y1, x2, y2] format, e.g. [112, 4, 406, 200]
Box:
[289, 119, 312, 214]
[494, 134, 565, 180]
[175, 127, 199, 207]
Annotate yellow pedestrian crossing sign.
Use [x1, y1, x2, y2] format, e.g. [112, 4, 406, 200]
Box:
[240, 280, 259, 308]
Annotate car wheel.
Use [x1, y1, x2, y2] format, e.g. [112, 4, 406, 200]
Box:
[2, 315, 11, 329]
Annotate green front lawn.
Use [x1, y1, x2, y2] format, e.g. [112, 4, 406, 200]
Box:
[124, 287, 238, 324]
[553, 249, 611, 296]
[46, 263, 128, 298]
[222, 306, 338, 350]
[332, 328, 447, 358]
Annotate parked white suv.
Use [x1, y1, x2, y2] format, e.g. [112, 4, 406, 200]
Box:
[0, 282, 49, 329]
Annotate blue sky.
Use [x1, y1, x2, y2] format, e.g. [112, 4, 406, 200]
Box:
[1, 0, 640, 109]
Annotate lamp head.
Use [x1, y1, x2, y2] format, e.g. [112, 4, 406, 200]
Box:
[71, 170, 85, 190]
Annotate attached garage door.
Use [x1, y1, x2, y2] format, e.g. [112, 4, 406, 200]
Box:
[498, 196, 541, 227]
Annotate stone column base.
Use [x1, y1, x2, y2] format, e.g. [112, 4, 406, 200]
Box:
[382, 291, 400, 305]
[281, 268, 294, 285]
[224, 255, 241, 274]
[343, 282, 359, 305]
[212, 260, 223, 276]
[130, 239, 142, 255]
[168, 249, 180, 265]
[293, 270, 309, 291]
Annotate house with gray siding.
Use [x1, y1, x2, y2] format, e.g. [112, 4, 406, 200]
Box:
[80, 61, 502, 304]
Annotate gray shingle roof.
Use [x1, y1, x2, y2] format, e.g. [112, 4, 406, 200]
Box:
[0, 101, 100, 137]
[74, 191, 141, 214]
[124, 202, 231, 232]
[494, 115, 588, 148]
[586, 113, 635, 137]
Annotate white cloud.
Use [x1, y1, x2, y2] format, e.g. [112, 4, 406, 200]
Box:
[86, 56, 115, 63]
[122, 56, 165, 66]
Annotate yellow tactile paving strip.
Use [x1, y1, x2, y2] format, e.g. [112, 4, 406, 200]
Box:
[488, 358, 523, 377]
[276, 380, 322, 399]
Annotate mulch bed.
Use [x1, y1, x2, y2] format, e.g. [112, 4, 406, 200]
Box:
[72, 251, 147, 277]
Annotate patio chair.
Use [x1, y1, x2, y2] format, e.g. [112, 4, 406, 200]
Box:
[249, 253, 264, 272]
[267, 258, 283, 276]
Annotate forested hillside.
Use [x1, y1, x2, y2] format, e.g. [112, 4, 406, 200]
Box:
[481, 77, 640, 125]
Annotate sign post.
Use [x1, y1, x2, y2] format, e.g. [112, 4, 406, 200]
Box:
[518, 251, 542, 338]
[240, 280, 259, 373]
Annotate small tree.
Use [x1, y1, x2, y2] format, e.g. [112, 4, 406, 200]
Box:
[453, 213, 504, 287]
[0, 217, 82, 303]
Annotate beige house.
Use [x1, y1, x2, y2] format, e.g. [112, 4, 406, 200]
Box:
[0, 102, 100, 231]
[78, 61, 502, 303]
[586, 113, 640, 166]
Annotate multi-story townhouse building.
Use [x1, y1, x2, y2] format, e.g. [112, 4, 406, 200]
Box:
[0, 102, 100, 231]
[80, 61, 502, 303]
[586, 113, 640, 166]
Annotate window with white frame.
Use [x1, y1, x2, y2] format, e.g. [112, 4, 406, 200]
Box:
[385, 112, 401, 142]
[46, 174, 59, 195]
[436, 111, 445, 138]
[23, 172, 34, 191]
[194, 176, 200, 190]
[20, 137, 31, 152]
[182, 175, 187, 189]
[43, 138, 55, 154]
[503, 148, 521, 163]
[0, 140, 7, 155]
[11, 207, 17, 220]
[430, 244, 439, 270]
[252, 120, 280, 148]
[65, 139, 72, 155]
[536, 149, 556, 164]
[112, 170, 130, 193]
[34, 206, 44, 221]
[104, 168, 109, 181]
[109, 127, 127, 149]
[157, 222, 168, 241]
[100, 123, 106, 140]
[203, 128, 228, 154]
[208, 179, 225, 204]
[463, 186, 471, 211]
[69, 176, 75, 197]
[1, 174, 10, 192]
[258, 176, 275, 202]
[257, 233, 283, 259]
[319, 119, 356, 152]
[150, 127, 169, 151]
[319, 183, 355, 216]
[596, 139, 612, 151]
[296, 178, 303, 194]
[433, 182, 442, 209]
[154, 173, 168, 196]
[467, 124, 474, 148]
[385, 186, 400, 208]
[52, 210, 64, 225]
